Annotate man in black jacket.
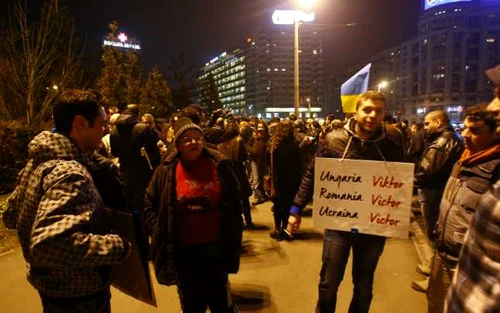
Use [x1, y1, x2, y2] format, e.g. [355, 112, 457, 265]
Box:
[288, 91, 405, 313]
[412, 110, 464, 292]
[110, 104, 160, 212]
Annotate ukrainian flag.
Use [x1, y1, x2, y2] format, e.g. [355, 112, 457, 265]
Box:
[341, 63, 371, 113]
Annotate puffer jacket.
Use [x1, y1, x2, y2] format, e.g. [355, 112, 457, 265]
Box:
[414, 125, 464, 189]
[293, 118, 406, 209]
[143, 148, 243, 286]
[3, 131, 128, 297]
[435, 148, 500, 263]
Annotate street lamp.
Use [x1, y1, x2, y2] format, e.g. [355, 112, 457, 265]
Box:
[272, 2, 316, 116]
[294, 0, 316, 116]
[377, 81, 388, 92]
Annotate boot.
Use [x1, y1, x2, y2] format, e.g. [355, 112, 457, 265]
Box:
[411, 278, 429, 293]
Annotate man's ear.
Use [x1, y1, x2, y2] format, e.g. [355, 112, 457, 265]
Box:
[73, 115, 89, 131]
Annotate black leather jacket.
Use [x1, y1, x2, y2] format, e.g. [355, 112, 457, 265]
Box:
[414, 125, 464, 190]
[293, 119, 406, 209]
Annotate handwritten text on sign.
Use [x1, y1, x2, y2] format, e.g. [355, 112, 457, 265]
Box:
[313, 158, 414, 239]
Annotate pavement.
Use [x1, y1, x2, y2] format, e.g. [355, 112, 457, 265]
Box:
[0, 200, 430, 313]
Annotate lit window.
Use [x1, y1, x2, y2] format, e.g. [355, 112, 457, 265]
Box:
[313, 50, 317, 55]
[267, 68, 271, 72]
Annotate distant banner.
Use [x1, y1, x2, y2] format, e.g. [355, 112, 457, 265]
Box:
[313, 158, 414, 239]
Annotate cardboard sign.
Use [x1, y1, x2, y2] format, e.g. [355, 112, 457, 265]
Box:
[106, 209, 157, 307]
[313, 158, 414, 239]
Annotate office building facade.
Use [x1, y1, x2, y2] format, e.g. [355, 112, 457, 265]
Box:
[330, 0, 500, 124]
[199, 26, 324, 119]
[199, 49, 247, 115]
[245, 26, 324, 119]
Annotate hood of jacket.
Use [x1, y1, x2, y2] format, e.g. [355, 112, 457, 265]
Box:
[28, 131, 92, 167]
[343, 117, 389, 143]
[115, 112, 140, 135]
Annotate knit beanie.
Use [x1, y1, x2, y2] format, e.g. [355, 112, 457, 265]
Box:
[173, 117, 203, 146]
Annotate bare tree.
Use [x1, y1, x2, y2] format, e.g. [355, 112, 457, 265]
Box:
[0, 0, 83, 123]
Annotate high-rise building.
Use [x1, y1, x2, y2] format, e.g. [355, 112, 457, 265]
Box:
[199, 25, 324, 119]
[198, 50, 247, 115]
[330, 0, 500, 124]
[246, 26, 324, 119]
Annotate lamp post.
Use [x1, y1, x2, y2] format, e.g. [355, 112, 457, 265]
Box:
[272, 1, 316, 116]
[294, 0, 316, 116]
[294, 14, 300, 116]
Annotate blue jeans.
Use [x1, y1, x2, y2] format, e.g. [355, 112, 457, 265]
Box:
[316, 230, 386, 313]
[250, 160, 267, 200]
[418, 188, 444, 241]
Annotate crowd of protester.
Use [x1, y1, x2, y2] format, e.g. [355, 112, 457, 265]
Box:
[2, 66, 500, 313]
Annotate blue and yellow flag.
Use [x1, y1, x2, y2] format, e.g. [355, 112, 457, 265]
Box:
[341, 63, 371, 113]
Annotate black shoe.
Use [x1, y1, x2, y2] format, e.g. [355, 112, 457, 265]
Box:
[281, 229, 294, 241]
[244, 222, 256, 230]
[269, 230, 282, 241]
[251, 198, 267, 206]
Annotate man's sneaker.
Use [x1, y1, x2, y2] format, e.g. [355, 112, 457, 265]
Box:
[416, 264, 431, 276]
[411, 278, 429, 293]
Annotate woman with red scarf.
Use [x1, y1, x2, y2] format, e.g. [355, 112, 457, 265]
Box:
[144, 117, 243, 313]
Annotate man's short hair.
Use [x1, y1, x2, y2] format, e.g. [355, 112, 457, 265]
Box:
[126, 104, 140, 115]
[426, 110, 450, 124]
[356, 91, 386, 110]
[465, 103, 497, 132]
[179, 106, 201, 126]
[53, 89, 102, 135]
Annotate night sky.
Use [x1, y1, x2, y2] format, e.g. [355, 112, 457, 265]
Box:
[2, 0, 422, 76]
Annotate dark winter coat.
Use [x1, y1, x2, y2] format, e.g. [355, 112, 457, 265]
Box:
[293, 118, 406, 209]
[247, 136, 268, 164]
[109, 111, 160, 169]
[270, 138, 303, 202]
[202, 116, 239, 145]
[414, 125, 464, 189]
[435, 148, 500, 263]
[143, 148, 243, 286]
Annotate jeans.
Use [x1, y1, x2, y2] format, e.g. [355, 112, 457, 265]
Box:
[418, 188, 444, 241]
[40, 289, 111, 313]
[316, 230, 386, 313]
[427, 253, 456, 313]
[250, 160, 267, 200]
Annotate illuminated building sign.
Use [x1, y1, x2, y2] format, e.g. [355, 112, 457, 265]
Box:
[103, 32, 141, 50]
[447, 106, 463, 113]
[265, 107, 322, 113]
[424, 0, 471, 10]
[272, 10, 315, 25]
[416, 108, 427, 114]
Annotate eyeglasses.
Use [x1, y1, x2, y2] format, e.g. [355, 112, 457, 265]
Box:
[180, 136, 203, 145]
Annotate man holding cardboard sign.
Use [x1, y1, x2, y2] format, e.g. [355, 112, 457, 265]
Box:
[288, 91, 406, 313]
